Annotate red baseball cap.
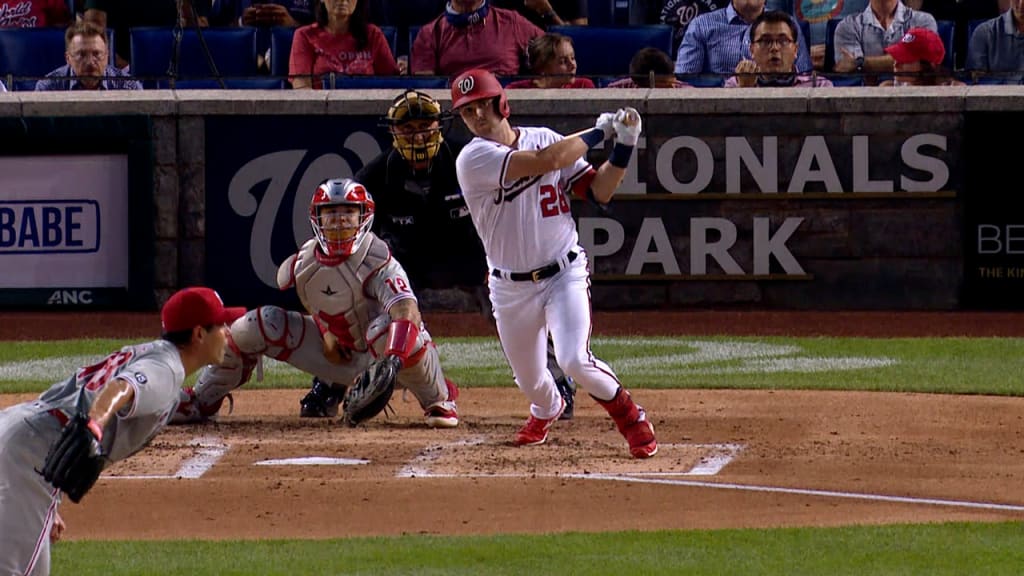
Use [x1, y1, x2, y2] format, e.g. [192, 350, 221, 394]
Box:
[885, 28, 945, 66]
[161, 287, 246, 333]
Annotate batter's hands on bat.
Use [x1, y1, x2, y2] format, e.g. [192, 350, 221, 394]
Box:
[595, 112, 616, 140]
[613, 107, 642, 146]
[734, 59, 759, 88]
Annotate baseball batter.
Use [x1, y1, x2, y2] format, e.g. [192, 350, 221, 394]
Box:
[0, 287, 244, 576]
[172, 178, 459, 428]
[451, 68, 658, 458]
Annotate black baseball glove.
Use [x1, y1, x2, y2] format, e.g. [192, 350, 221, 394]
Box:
[40, 413, 106, 503]
[342, 355, 400, 427]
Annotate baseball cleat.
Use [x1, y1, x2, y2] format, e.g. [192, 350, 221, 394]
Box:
[555, 376, 575, 421]
[513, 398, 565, 446]
[424, 378, 460, 427]
[299, 377, 344, 418]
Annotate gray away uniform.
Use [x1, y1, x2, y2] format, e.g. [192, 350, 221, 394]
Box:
[0, 340, 184, 576]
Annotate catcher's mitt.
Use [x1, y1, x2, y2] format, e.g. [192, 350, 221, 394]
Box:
[342, 355, 400, 427]
[40, 413, 106, 503]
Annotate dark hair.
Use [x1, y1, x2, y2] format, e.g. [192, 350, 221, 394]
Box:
[160, 324, 214, 346]
[64, 21, 107, 49]
[315, 0, 369, 50]
[749, 10, 798, 43]
[628, 47, 674, 87]
[527, 33, 571, 74]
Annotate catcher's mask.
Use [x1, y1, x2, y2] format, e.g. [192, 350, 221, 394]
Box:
[450, 68, 510, 118]
[382, 90, 450, 171]
[309, 178, 375, 258]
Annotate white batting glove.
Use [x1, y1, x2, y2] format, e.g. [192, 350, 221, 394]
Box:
[613, 107, 642, 146]
[595, 112, 616, 140]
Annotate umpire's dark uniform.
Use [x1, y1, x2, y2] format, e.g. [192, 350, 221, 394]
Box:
[356, 134, 487, 293]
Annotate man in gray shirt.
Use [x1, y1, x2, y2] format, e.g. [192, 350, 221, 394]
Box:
[966, 1, 1024, 84]
[833, 0, 937, 81]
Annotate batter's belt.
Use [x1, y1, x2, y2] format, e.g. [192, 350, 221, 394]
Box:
[491, 250, 578, 282]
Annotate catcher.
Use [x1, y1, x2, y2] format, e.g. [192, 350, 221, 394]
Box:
[172, 177, 459, 428]
[0, 286, 244, 576]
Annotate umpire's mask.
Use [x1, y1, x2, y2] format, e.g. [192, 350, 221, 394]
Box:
[382, 90, 450, 173]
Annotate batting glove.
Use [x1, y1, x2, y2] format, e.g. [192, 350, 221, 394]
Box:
[595, 112, 616, 140]
[613, 107, 642, 147]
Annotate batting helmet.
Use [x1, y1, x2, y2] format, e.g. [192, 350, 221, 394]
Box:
[381, 90, 450, 170]
[309, 178, 375, 258]
[450, 68, 510, 118]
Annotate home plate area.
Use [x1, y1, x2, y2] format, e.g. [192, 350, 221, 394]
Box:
[102, 425, 741, 480]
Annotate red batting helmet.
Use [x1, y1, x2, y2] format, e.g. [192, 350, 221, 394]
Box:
[450, 68, 510, 118]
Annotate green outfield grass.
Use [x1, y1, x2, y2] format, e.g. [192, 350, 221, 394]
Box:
[4, 335, 1024, 574]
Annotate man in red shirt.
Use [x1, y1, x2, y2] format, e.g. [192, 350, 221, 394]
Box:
[411, 0, 543, 77]
[0, 0, 70, 28]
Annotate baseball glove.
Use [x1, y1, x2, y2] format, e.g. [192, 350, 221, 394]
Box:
[40, 413, 106, 503]
[342, 355, 400, 427]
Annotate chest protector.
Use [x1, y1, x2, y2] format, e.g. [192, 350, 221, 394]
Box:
[280, 236, 392, 352]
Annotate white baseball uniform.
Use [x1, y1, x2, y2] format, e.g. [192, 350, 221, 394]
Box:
[0, 340, 185, 576]
[456, 126, 622, 419]
[187, 233, 451, 415]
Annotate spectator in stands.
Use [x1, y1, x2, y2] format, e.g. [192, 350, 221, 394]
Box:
[832, 0, 937, 83]
[369, 0, 444, 28]
[605, 46, 691, 87]
[878, 26, 963, 85]
[659, 0, 730, 54]
[410, 0, 543, 76]
[789, 0, 869, 70]
[491, 0, 588, 29]
[35, 21, 142, 91]
[0, 0, 70, 28]
[675, 0, 812, 79]
[84, 0, 210, 68]
[505, 32, 594, 88]
[289, 0, 402, 89]
[907, 0, 1007, 70]
[726, 10, 833, 86]
[213, 0, 315, 28]
[966, 0, 1024, 84]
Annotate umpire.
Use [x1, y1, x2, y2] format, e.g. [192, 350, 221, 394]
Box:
[355, 89, 577, 419]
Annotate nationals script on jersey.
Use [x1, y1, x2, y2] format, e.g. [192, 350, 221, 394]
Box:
[456, 126, 595, 272]
[277, 234, 416, 352]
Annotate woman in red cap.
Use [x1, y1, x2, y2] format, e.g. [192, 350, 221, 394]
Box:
[880, 27, 965, 86]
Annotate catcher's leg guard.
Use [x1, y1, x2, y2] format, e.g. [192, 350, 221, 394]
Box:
[595, 388, 658, 459]
[367, 315, 457, 427]
[299, 377, 346, 418]
[170, 306, 308, 424]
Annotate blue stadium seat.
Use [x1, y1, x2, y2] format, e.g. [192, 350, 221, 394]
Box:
[0, 27, 115, 91]
[547, 25, 674, 77]
[936, 20, 954, 72]
[165, 77, 286, 89]
[130, 27, 258, 89]
[323, 75, 447, 89]
[269, 26, 294, 78]
[799, 19, 811, 57]
[380, 25, 398, 59]
[408, 24, 422, 63]
[824, 18, 841, 73]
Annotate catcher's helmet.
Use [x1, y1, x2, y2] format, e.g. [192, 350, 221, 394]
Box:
[450, 68, 510, 118]
[309, 178, 375, 258]
[382, 90, 450, 170]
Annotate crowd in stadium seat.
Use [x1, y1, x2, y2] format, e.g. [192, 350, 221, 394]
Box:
[0, 0, 1019, 90]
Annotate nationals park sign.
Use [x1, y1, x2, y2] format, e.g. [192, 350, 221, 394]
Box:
[205, 115, 956, 310]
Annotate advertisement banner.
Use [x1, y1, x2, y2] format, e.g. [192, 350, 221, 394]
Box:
[205, 115, 389, 309]
[0, 155, 130, 305]
[962, 112, 1024, 310]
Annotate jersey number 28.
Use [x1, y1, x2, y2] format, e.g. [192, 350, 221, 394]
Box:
[539, 184, 570, 217]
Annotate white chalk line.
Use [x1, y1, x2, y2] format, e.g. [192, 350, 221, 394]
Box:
[107, 436, 228, 480]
